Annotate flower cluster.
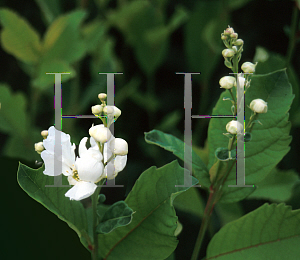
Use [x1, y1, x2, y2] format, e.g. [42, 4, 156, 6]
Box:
[219, 26, 268, 137]
[34, 93, 128, 201]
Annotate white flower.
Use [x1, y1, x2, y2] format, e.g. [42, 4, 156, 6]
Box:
[226, 120, 244, 135]
[249, 99, 268, 113]
[40, 126, 105, 201]
[109, 138, 128, 155]
[103, 106, 121, 118]
[90, 135, 127, 180]
[89, 124, 112, 143]
[222, 49, 235, 58]
[241, 62, 257, 73]
[219, 76, 236, 90]
[41, 126, 76, 176]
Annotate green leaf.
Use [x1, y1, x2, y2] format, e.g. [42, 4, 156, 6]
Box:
[207, 69, 294, 203]
[32, 60, 76, 89]
[145, 129, 210, 188]
[206, 203, 300, 259]
[42, 10, 87, 63]
[0, 8, 41, 63]
[17, 163, 90, 249]
[34, 0, 61, 25]
[0, 84, 29, 137]
[173, 186, 205, 218]
[96, 201, 134, 234]
[81, 19, 107, 53]
[247, 168, 299, 202]
[253, 46, 300, 122]
[98, 160, 198, 260]
[108, 1, 168, 76]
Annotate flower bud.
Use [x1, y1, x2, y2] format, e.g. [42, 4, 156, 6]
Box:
[232, 46, 238, 53]
[98, 93, 107, 102]
[226, 120, 243, 135]
[222, 49, 235, 58]
[221, 35, 227, 40]
[219, 76, 236, 90]
[91, 104, 103, 115]
[35, 142, 45, 154]
[89, 124, 112, 143]
[109, 138, 128, 155]
[233, 39, 244, 46]
[249, 99, 268, 113]
[230, 33, 238, 39]
[224, 27, 234, 35]
[103, 106, 121, 118]
[241, 62, 257, 73]
[41, 130, 48, 139]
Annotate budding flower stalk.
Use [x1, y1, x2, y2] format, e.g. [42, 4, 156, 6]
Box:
[249, 99, 268, 113]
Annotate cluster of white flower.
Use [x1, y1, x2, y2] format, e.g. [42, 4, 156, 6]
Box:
[34, 93, 128, 201]
[219, 26, 268, 136]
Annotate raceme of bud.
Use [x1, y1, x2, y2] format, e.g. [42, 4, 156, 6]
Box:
[98, 93, 107, 102]
[219, 76, 236, 90]
[226, 120, 244, 135]
[233, 39, 244, 46]
[249, 99, 268, 113]
[109, 138, 128, 155]
[89, 124, 112, 143]
[41, 130, 48, 139]
[92, 104, 103, 115]
[35, 142, 45, 154]
[103, 106, 121, 118]
[222, 49, 235, 58]
[241, 62, 257, 73]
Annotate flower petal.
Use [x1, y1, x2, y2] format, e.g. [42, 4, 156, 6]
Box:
[76, 156, 104, 182]
[65, 181, 97, 201]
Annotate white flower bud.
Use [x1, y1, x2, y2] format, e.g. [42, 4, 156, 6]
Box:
[241, 62, 257, 73]
[224, 27, 234, 35]
[219, 76, 236, 90]
[98, 93, 107, 101]
[249, 99, 268, 113]
[35, 142, 45, 154]
[89, 124, 112, 143]
[222, 49, 235, 58]
[41, 130, 48, 139]
[230, 32, 238, 39]
[233, 39, 244, 46]
[103, 106, 121, 118]
[91, 104, 103, 115]
[109, 138, 128, 155]
[226, 120, 243, 135]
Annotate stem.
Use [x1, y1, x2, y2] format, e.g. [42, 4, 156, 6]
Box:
[91, 186, 101, 260]
[286, 3, 299, 66]
[191, 187, 217, 260]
